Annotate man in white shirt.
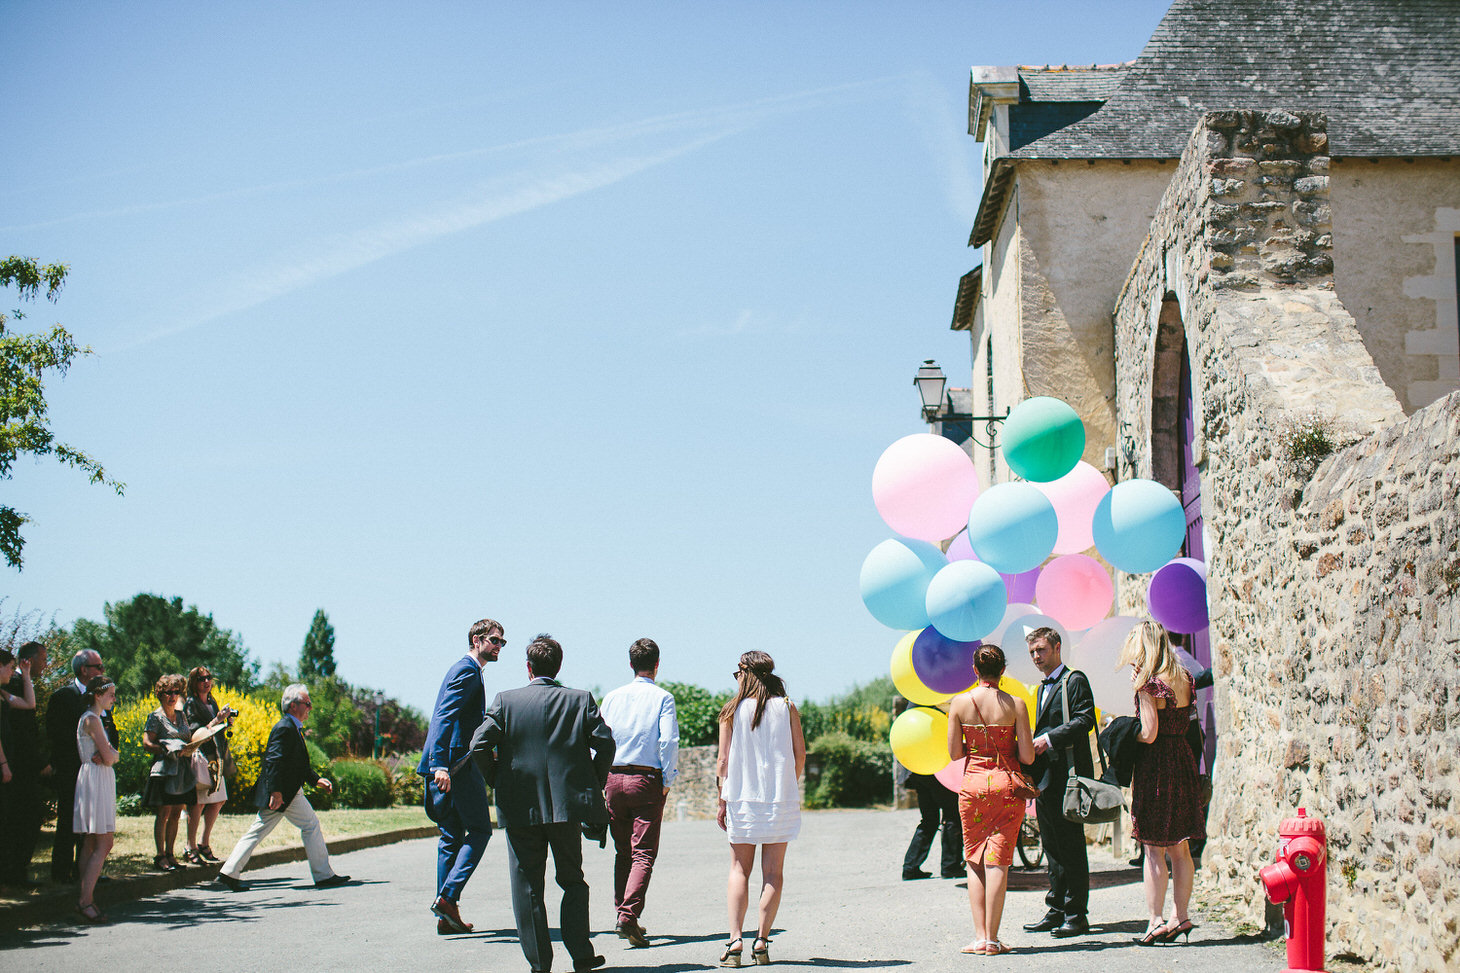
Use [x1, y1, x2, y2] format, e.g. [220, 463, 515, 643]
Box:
[599, 638, 679, 948]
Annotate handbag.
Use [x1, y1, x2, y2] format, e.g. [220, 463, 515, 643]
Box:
[1057, 673, 1124, 825]
[1011, 768, 1040, 801]
[192, 750, 212, 789]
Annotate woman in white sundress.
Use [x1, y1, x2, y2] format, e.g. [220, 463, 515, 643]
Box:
[715, 651, 805, 968]
[75, 675, 120, 923]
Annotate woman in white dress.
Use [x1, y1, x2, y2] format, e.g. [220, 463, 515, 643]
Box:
[715, 651, 805, 968]
[75, 675, 120, 923]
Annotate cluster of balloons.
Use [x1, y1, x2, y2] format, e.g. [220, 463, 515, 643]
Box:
[860, 396, 1212, 789]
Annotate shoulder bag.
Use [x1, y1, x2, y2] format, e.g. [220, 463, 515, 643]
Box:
[1058, 673, 1124, 824]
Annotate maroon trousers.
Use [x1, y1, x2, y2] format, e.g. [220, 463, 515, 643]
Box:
[605, 768, 665, 923]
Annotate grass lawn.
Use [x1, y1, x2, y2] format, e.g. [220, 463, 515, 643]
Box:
[0, 805, 430, 906]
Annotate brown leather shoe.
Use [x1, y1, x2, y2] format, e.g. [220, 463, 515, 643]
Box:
[431, 895, 473, 933]
[616, 918, 650, 947]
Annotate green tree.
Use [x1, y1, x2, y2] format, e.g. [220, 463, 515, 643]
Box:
[1, 257, 124, 569]
[298, 608, 337, 682]
[68, 593, 260, 699]
[661, 680, 732, 747]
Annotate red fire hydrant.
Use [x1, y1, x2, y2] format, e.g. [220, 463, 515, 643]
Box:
[1258, 808, 1328, 973]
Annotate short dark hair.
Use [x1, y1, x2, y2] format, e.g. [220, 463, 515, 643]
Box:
[1026, 626, 1061, 650]
[526, 635, 563, 678]
[468, 618, 502, 647]
[18, 641, 45, 661]
[974, 644, 1006, 679]
[629, 638, 659, 674]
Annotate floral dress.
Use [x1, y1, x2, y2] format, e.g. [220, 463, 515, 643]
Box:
[956, 724, 1025, 867]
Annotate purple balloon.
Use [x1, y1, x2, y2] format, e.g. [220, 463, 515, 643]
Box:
[910, 627, 981, 694]
[1001, 567, 1040, 604]
[946, 529, 977, 562]
[1147, 558, 1209, 633]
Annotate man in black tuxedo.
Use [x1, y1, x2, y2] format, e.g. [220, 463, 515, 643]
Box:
[467, 635, 615, 973]
[216, 684, 349, 891]
[1, 641, 48, 888]
[1023, 627, 1096, 938]
[44, 650, 117, 884]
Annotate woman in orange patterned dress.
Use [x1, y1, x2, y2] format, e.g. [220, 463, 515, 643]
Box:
[946, 644, 1035, 956]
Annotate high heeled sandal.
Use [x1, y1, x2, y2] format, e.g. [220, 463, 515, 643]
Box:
[751, 937, 771, 965]
[719, 939, 743, 968]
[1132, 922, 1164, 946]
[1157, 919, 1195, 944]
[197, 845, 221, 863]
[76, 902, 108, 924]
[154, 855, 177, 872]
[183, 848, 204, 865]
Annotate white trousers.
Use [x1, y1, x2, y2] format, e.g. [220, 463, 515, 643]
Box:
[221, 792, 333, 882]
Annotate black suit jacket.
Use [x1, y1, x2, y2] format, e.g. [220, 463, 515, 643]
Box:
[467, 677, 615, 829]
[253, 717, 323, 809]
[44, 685, 87, 776]
[1031, 668, 1097, 794]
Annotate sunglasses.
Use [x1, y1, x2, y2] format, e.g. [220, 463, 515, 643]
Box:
[486, 636, 506, 647]
[161, 690, 182, 698]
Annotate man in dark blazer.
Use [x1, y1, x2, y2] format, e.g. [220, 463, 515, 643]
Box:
[44, 650, 116, 884]
[418, 617, 502, 934]
[467, 635, 615, 973]
[216, 684, 349, 891]
[1023, 626, 1096, 938]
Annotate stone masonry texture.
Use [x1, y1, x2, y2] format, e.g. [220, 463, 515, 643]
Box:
[1112, 110, 1460, 973]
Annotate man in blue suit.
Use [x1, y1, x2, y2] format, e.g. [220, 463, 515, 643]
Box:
[418, 617, 503, 934]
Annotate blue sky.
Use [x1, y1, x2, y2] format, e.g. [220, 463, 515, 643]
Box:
[4, 1, 1170, 712]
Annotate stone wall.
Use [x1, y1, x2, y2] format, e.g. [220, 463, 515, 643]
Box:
[1112, 110, 1460, 973]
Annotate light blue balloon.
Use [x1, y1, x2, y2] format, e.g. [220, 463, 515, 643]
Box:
[1091, 479, 1186, 573]
[926, 560, 1008, 642]
[966, 483, 1059, 574]
[859, 538, 947, 630]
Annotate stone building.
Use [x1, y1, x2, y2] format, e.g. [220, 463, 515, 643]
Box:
[949, 2, 1460, 970]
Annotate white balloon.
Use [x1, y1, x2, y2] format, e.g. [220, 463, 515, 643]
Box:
[1069, 616, 1143, 717]
[988, 609, 1068, 687]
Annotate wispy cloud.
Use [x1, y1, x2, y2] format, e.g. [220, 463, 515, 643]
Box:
[676, 309, 760, 338]
[109, 78, 896, 349]
[900, 71, 981, 226]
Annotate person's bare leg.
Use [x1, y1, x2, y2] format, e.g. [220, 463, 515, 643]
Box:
[727, 843, 755, 943]
[186, 803, 202, 852]
[755, 842, 788, 941]
[78, 834, 113, 908]
[965, 862, 988, 948]
[153, 810, 167, 856]
[1168, 841, 1195, 924]
[984, 864, 1011, 944]
[1143, 843, 1169, 931]
[201, 802, 222, 850]
[163, 807, 182, 859]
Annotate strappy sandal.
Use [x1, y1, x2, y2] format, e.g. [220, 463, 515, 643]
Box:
[183, 848, 204, 865]
[154, 855, 177, 872]
[197, 845, 221, 863]
[719, 938, 743, 968]
[960, 939, 990, 954]
[751, 937, 771, 965]
[983, 941, 1011, 955]
[76, 902, 108, 924]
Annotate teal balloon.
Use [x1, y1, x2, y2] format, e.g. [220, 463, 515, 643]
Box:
[966, 483, 1059, 575]
[1091, 479, 1186, 573]
[859, 538, 947, 630]
[1001, 397, 1085, 483]
[925, 560, 1008, 642]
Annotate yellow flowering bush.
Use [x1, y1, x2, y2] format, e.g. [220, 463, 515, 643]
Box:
[212, 685, 283, 810]
[110, 685, 282, 810]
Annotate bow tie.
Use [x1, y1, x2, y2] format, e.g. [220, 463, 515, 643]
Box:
[1041, 676, 1060, 685]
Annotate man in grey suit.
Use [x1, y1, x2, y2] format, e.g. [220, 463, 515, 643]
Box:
[467, 634, 615, 973]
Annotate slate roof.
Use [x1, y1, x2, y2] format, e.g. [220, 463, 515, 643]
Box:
[1009, 0, 1460, 160]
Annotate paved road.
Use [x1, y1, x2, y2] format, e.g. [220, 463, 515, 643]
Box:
[1, 809, 1275, 971]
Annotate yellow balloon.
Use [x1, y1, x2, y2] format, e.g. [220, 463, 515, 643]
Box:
[889, 707, 950, 774]
[890, 630, 952, 706]
[999, 675, 1039, 730]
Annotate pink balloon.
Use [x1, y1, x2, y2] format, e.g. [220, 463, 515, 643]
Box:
[1033, 461, 1110, 555]
[945, 529, 977, 562]
[872, 435, 981, 542]
[934, 757, 963, 792]
[1034, 555, 1113, 631]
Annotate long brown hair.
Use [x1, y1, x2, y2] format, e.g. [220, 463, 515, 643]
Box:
[718, 651, 787, 730]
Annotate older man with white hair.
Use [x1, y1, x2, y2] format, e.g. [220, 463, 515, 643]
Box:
[217, 684, 349, 891]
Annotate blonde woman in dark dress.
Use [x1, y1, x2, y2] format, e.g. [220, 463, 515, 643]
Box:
[1118, 620, 1205, 946]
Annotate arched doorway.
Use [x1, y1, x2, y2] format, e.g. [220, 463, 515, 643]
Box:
[1152, 295, 1215, 772]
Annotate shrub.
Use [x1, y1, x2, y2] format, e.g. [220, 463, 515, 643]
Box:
[805, 731, 892, 809]
[661, 681, 732, 747]
[328, 759, 393, 809]
[388, 752, 425, 807]
[1274, 411, 1363, 481]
